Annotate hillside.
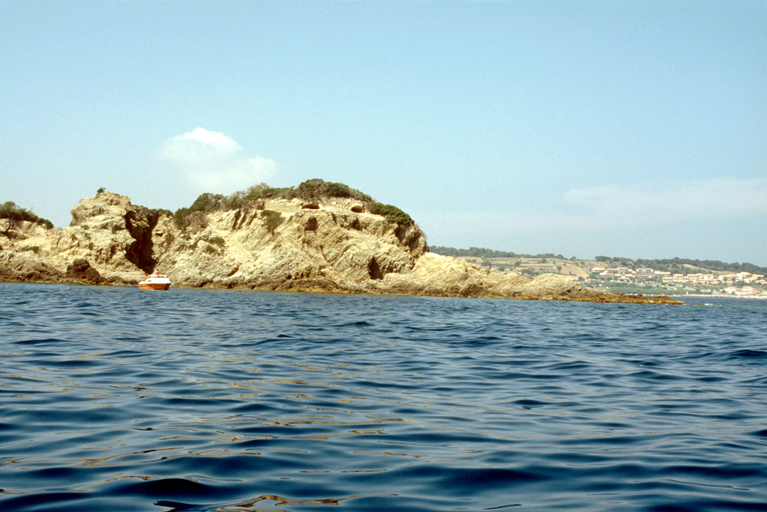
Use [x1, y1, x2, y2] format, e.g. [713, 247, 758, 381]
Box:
[0, 181, 680, 303]
[431, 246, 767, 297]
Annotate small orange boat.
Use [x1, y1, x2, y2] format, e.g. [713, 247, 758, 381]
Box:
[139, 273, 171, 290]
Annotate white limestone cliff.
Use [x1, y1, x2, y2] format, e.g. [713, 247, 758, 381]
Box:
[0, 191, 680, 304]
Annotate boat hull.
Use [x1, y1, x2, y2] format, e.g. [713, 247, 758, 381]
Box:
[138, 282, 170, 290]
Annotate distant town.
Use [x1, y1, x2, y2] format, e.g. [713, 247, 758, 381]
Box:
[430, 247, 767, 298]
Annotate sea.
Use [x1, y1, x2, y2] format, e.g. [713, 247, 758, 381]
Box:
[1, 283, 766, 512]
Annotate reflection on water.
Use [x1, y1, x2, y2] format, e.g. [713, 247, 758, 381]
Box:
[1, 284, 766, 511]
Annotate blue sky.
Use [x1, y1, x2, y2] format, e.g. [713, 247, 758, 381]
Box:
[2, 1, 766, 265]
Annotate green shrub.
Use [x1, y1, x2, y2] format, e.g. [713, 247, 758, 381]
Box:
[261, 210, 283, 233]
[325, 182, 354, 198]
[189, 193, 225, 213]
[243, 185, 263, 201]
[292, 179, 372, 202]
[293, 179, 323, 200]
[368, 203, 413, 226]
[173, 207, 192, 229]
[208, 236, 225, 247]
[0, 201, 54, 229]
[261, 187, 291, 198]
[241, 190, 261, 203]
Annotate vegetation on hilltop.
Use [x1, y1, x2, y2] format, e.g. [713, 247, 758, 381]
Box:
[173, 179, 414, 228]
[432, 245, 767, 277]
[0, 201, 54, 229]
[596, 255, 767, 276]
[290, 179, 373, 202]
[366, 203, 413, 227]
[635, 258, 767, 276]
[430, 246, 566, 260]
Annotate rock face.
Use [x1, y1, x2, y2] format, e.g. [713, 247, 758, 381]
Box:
[0, 191, 681, 304]
[65, 258, 104, 283]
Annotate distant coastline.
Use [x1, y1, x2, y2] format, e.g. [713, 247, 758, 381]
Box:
[430, 246, 767, 299]
[672, 294, 767, 300]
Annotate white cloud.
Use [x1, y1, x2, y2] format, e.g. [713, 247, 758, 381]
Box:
[564, 178, 767, 226]
[159, 128, 276, 191]
[414, 178, 767, 239]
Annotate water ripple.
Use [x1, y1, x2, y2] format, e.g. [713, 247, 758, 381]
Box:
[1, 285, 766, 511]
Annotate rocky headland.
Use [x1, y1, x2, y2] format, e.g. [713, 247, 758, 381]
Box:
[0, 183, 681, 304]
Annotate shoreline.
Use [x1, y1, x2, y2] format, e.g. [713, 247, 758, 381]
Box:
[672, 293, 767, 300]
[1, 278, 684, 304]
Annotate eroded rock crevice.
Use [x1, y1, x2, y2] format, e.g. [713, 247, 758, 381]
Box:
[124, 210, 160, 273]
[368, 257, 383, 280]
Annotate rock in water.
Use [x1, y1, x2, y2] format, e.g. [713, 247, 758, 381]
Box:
[66, 258, 104, 283]
[0, 190, 682, 304]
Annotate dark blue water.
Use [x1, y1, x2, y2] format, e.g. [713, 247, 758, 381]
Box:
[1, 284, 766, 511]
